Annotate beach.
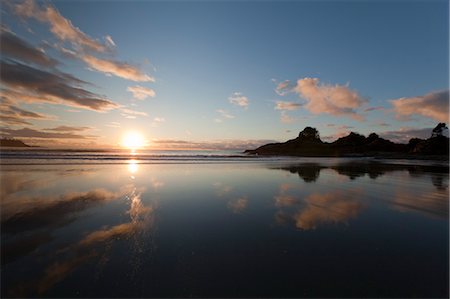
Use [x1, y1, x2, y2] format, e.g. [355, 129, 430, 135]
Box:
[1, 150, 448, 297]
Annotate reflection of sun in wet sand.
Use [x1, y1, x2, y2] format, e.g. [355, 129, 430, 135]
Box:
[127, 160, 138, 175]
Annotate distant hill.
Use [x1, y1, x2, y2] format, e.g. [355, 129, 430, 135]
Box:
[245, 124, 449, 158]
[0, 138, 31, 147]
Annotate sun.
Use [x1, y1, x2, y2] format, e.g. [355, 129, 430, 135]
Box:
[122, 131, 145, 149]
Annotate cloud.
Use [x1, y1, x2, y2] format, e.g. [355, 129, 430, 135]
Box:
[127, 85, 156, 100]
[275, 80, 295, 96]
[295, 77, 366, 121]
[390, 90, 449, 122]
[105, 35, 115, 47]
[14, 0, 107, 53]
[0, 28, 58, 67]
[43, 126, 91, 132]
[364, 106, 385, 112]
[81, 54, 154, 82]
[1, 60, 118, 111]
[280, 111, 296, 123]
[150, 139, 277, 151]
[275, 101, 301, 111]
[120, 107, 148, 118]
[378, 127, 433, 143]
[151, 117, 165, 127]
[0, 127, 96, 139]
[228, 92, 249, 109]
[0, 98, 55, 125]
[216, 109, 235, 121]
[105, 122, 120, 128]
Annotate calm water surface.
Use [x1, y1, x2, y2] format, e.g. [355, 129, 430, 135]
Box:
[1, 157, 448, 297]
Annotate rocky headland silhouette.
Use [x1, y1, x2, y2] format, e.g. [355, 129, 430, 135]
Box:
[0, 137, 30, 147]
[245, 123, 449, 159]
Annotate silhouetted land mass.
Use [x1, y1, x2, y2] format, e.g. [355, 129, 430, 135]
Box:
[0, 137, 31, 147]
[245, 123, 449, 159]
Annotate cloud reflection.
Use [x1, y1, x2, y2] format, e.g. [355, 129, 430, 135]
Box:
[227, 196, 249, 213]
[294, 191, 364, 230]
[274, 183, 365, 230]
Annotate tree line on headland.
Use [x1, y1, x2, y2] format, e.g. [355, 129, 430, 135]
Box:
[245, 123, 449, 158]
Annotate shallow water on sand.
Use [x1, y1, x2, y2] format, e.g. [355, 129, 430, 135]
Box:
[1, 159, 448, 297]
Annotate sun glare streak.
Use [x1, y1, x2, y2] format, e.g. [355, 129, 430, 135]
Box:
[128, 160, 138, 175]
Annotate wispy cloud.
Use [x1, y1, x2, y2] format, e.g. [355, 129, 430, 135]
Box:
[0, 28, 58, 67]
[127, 85, 156, 100]
[0, 127, 97, 139]
[364, 106, 385, 112]
[275, 80, 294, 96]
[228, 92, 249, 109]
[215, 109, 235, 122]
[275, 101, 301, 111]
[150, 139, 277, 150]
[104, 35, 116, 47]
[0, 98, 55, 126]
[1, 60, 118, 111]
[14, 0, 108, 53]
[390, 90, 449, 122]
[43, 126, 91, 132]
[151, 117, 165, 127]
[295, 77, 366, 121]
[12, 0, 155, 83]
[280, 111, 296, 123]
[120, 107, 148, 118]
[105, 122, 121, 128]
[81, 55, 154, 82]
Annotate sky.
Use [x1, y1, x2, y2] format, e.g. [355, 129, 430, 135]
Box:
[0, 0, 448, 149]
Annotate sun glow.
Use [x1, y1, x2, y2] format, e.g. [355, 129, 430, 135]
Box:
[122, 131, 145, 149]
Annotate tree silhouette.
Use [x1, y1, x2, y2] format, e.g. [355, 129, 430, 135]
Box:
[298, 127, 320, 141]
[431, 123, 448, 138]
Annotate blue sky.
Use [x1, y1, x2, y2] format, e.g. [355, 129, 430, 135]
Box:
[1, 0, 448, 148]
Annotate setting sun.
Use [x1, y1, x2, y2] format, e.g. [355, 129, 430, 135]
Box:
[122, 131, 145, 149]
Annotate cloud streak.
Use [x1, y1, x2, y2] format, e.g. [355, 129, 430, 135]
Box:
[0, 98, 55, 125]
[0, 127, 97, 139]
[0, 28, 58, 67]
[229, 92, 249, 109]
[275, 80, 294, 96]
[1, 60, 118, 111]
[390, 90, 449, 122]
[127, 85, 156, 100]
[81, 55, 154, 82]
[275, 101, 301, 111]
[14, 0, 107, 53]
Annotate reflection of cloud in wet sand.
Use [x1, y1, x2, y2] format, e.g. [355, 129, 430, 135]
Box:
[274, 185, 364, 230]
[392, 190, 448, 219]
[228, 196, 248, 213]
[8, 189, 157, 296]
[2, 187, 132, 234]
[295, 191, 363, 230]
[213, 182, 233, 197]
